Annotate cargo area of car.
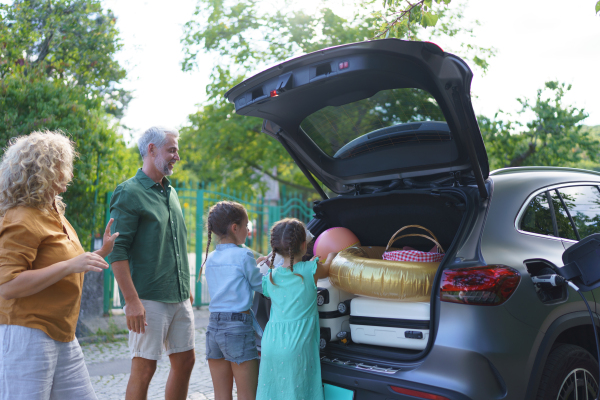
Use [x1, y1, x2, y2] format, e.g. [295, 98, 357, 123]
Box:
[253, 187, 472, 365]
[308, 190, 466, 252]
[310, 189, 468, 364]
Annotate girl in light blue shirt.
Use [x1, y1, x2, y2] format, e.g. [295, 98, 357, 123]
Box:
[202, 201, 263, 400]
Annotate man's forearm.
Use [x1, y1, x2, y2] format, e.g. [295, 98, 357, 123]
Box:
[111, 260, 140, 303]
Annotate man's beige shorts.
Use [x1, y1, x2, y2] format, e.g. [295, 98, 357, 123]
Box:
[125, 299, 195, 361]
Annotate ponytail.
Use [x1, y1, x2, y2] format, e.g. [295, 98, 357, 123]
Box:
[269, 236, 277, 285]
[197, 224, 212, 282]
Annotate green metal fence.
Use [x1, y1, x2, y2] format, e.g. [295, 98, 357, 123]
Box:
[103, 184, 313, 314]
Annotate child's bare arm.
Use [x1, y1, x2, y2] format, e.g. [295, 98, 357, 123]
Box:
[256, 255, 268, 265]
[313, 252, 337, 282]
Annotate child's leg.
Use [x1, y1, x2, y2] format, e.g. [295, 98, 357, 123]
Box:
[231, 359, 259, 400]
[208, 358, 234, 400]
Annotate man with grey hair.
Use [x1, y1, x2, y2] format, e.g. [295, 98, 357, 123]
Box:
[109, 126, 195, 400]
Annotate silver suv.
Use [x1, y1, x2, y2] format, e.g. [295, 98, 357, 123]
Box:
[227, 39, 600, 400]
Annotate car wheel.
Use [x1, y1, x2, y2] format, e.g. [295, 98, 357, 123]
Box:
[536, 344, 599, 400]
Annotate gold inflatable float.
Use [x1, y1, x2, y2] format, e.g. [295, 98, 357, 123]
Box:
[328, 226, 444, 301]
[329, 246, 437, 301]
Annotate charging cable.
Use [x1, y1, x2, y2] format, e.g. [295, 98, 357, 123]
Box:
[532, 274, 600, 398]
[530, 274, 579, 291]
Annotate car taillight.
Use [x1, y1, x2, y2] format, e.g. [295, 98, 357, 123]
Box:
[390, 386, 450, 400]
[440, 265, 520, 306]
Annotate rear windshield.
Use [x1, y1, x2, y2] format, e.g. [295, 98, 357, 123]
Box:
[299, 88, 449, 158]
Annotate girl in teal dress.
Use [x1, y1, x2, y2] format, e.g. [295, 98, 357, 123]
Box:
[257, 218, 336, 400]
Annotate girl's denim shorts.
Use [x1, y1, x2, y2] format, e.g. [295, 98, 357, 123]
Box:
[206, 312, 258, 364]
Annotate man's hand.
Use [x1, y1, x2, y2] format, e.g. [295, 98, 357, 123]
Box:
[125, 298, 147, 334]
[190, 293, 194, 306]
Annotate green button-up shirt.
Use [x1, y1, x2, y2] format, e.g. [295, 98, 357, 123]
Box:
[109, 169, 190, 304]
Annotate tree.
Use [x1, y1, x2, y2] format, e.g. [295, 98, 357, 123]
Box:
[0, 0, 130, 117]
[0, 70, 139, 249]
[480, 81, 599, 171]
[0, 0, 137, 249]
[180, 0, 493, 194]
[372, 0, 451, 39]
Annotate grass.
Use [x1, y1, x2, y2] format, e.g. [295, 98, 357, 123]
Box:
[94, 317, 129, 343]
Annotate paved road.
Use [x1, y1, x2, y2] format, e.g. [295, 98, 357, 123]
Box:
[82, 308, 237, 400]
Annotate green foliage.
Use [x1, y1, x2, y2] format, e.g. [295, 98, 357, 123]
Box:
[577, 125, 600, 171]
[480, 81, 599, 171]
[0, 0, 137, 249]
[596, 1, 600, 14]
[581, 125, 600, 138]
[181, 1, 377, 194]
[423, 4, 496, 72]
[302, 88, 444, 156]
[0, 71, 139, 249]
[0, 0, 130, 117]
[177, 85, 303, 194]
[372, 0, 450, 39]
[180, 0, 493, 194]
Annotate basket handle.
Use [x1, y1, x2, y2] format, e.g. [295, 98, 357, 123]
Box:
[385, 225, 444, 253]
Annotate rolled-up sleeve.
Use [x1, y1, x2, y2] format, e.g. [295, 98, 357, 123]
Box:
[0, 214, 42, 285]
[108, 186, 139, 264]
[243, 251, 263, 294]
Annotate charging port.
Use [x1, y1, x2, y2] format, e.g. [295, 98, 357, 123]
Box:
[525, 260, 567, 304]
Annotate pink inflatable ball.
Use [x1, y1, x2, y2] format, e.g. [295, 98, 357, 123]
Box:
[313, 227, 361, 260]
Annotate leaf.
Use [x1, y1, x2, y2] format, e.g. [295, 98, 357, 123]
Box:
[596, 1, 600, 14]
[421, 11, 439, 27]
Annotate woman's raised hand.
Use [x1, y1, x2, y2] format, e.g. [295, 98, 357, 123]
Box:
[65, 252, 109, 274]
[95, 218, 119, 258]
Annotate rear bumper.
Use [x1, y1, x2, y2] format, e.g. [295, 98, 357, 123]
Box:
[322, 362, 471, 400]
[321, 343, 508, 400]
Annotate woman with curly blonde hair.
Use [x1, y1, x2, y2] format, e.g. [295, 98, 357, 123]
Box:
[0, 131, 119, 400]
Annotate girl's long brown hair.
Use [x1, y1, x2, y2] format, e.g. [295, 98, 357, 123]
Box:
[200, 201, 247, 278]
[268, 218, 306, 285]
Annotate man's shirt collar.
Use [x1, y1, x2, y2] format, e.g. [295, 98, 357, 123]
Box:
[135, 168, 172, 190]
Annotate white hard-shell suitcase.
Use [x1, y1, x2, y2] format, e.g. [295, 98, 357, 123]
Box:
[317, 278, 355, 348]
[349, 297, 430, 350]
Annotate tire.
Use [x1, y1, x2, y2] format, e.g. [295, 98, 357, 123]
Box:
[536, 344, 599, 400]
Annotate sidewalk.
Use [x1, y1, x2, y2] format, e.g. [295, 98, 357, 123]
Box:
[82, 307, 237, 400]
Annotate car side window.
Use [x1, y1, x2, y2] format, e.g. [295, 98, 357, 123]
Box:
[549, 190, 578, 240]
[521, 193, 555, 236]
[556, 186, 600, 239]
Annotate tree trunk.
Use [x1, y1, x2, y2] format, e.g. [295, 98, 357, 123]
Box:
[507, 142, 537, 167]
